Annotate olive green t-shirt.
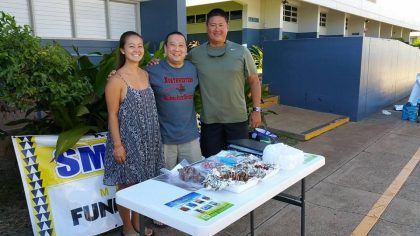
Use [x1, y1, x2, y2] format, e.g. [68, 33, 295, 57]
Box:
[188, 40, 257, 124]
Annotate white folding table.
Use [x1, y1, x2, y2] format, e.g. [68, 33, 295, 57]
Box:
[116, 153, 325, 236]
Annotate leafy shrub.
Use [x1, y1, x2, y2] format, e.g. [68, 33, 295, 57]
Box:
[412, 39, 420, 48]
[0, 11, 168, 158]
[0, 11, 92, 134]
[249, 45, 263, 73]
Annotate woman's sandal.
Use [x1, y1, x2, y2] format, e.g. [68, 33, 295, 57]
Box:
[131, 227, 154, 236]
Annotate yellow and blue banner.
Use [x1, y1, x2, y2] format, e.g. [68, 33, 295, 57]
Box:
[12, 133, 122, 236]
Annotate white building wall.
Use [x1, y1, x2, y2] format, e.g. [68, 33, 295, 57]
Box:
[0, 0, 30, 26]
[347, 15, 364, 37]
[298, 3, 318, 33]
[380, 23, 392, 38]
[301, 0, 420, 31]
[392, 26, 403, 39]
[261, 0, 281, 29]
[109, 2, 137, 40]
[326, 10, 345, 36]
[242, 0, 262, 29]
[365, 21, 380, 38]
[32, 0, 72, 38]
[1, 0, 139, 40]
[74, 0, 107, 39]
[402, 29, 410, 43]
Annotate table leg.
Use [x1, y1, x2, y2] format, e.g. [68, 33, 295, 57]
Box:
[272, 178, 306, 236]
[250, 210, 254, 236]
[301, 178, 305, 236]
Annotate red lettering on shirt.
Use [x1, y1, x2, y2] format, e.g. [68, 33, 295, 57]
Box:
[163, 94, 194, 101]
[164, 77, 193, 84]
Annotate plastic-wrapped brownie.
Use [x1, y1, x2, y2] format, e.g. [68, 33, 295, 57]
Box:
[178, 166, 204, 183]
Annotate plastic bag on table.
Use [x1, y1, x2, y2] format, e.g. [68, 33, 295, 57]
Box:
[154, 159, 204, 191]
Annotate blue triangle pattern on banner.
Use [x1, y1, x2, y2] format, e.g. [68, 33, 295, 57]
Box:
[27, 172, 41, 182]
[33, 196, 47, 205]
[21, 148, 35, 158]
[18, 136, 32, 142]
[39, 229, 53, 236]
[30, 180, 43, 189]
[31, 187, 45, 198]
[25, 163, 39, 173]
[37, 221, 52, 231]
[45, 220, 51, 228]
[34, 204, 48, 214]
[19, 141, 33, 149]
[37, 222, 44, 230]
[35, 213, 42, 221]
[19, 142, 26, 149]
[24, 156, 37, 165]
[35, 212, 50, 222]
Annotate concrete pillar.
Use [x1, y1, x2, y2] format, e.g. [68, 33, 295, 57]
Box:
[402, 28, 410, 43]
[380, 23, 392, 38]
[241, 0, 262, 46]
[365, 20, 380, 38]
[140, 0, 186, 51]
[326, 10, 345, 37]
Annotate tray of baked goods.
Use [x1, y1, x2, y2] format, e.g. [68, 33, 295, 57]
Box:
[176, 150, 279, 193]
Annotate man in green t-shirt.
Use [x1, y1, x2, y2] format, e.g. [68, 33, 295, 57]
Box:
[188, 8, 261, 157]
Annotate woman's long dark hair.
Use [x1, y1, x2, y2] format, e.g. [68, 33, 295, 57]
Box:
[117, 31, 144, 69]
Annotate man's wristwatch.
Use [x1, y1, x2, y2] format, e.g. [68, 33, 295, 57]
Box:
[253, 106, 262, 112]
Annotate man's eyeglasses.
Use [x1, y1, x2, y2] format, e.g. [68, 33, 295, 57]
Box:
[206, 43, 226, 57]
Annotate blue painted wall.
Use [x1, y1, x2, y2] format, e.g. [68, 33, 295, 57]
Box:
[280, 31, 318, 39]
[319, 35, 344, 38]
[263, 37, 420, 121]
[140, 0, 186, 52]
[264, 37, 362, 120]
[281, 31, 296, 40]
[296, 32, 318, 39]
[260, 28, 280, 43]
[242, 28, 260, 46]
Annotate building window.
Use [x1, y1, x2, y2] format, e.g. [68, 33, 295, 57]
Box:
[195, 14, 206, 23]
[0, 0, 139, 40]
[283, 5, 297, 23]
[187, 15, 195, 24]
[230, 10, 242, 20]
[345, 18, 348, 30]
[319, 13, 327, 27]
[248, 17, 259, 23]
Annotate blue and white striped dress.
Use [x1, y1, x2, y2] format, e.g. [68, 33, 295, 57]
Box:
[103, 80, 164, 186]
